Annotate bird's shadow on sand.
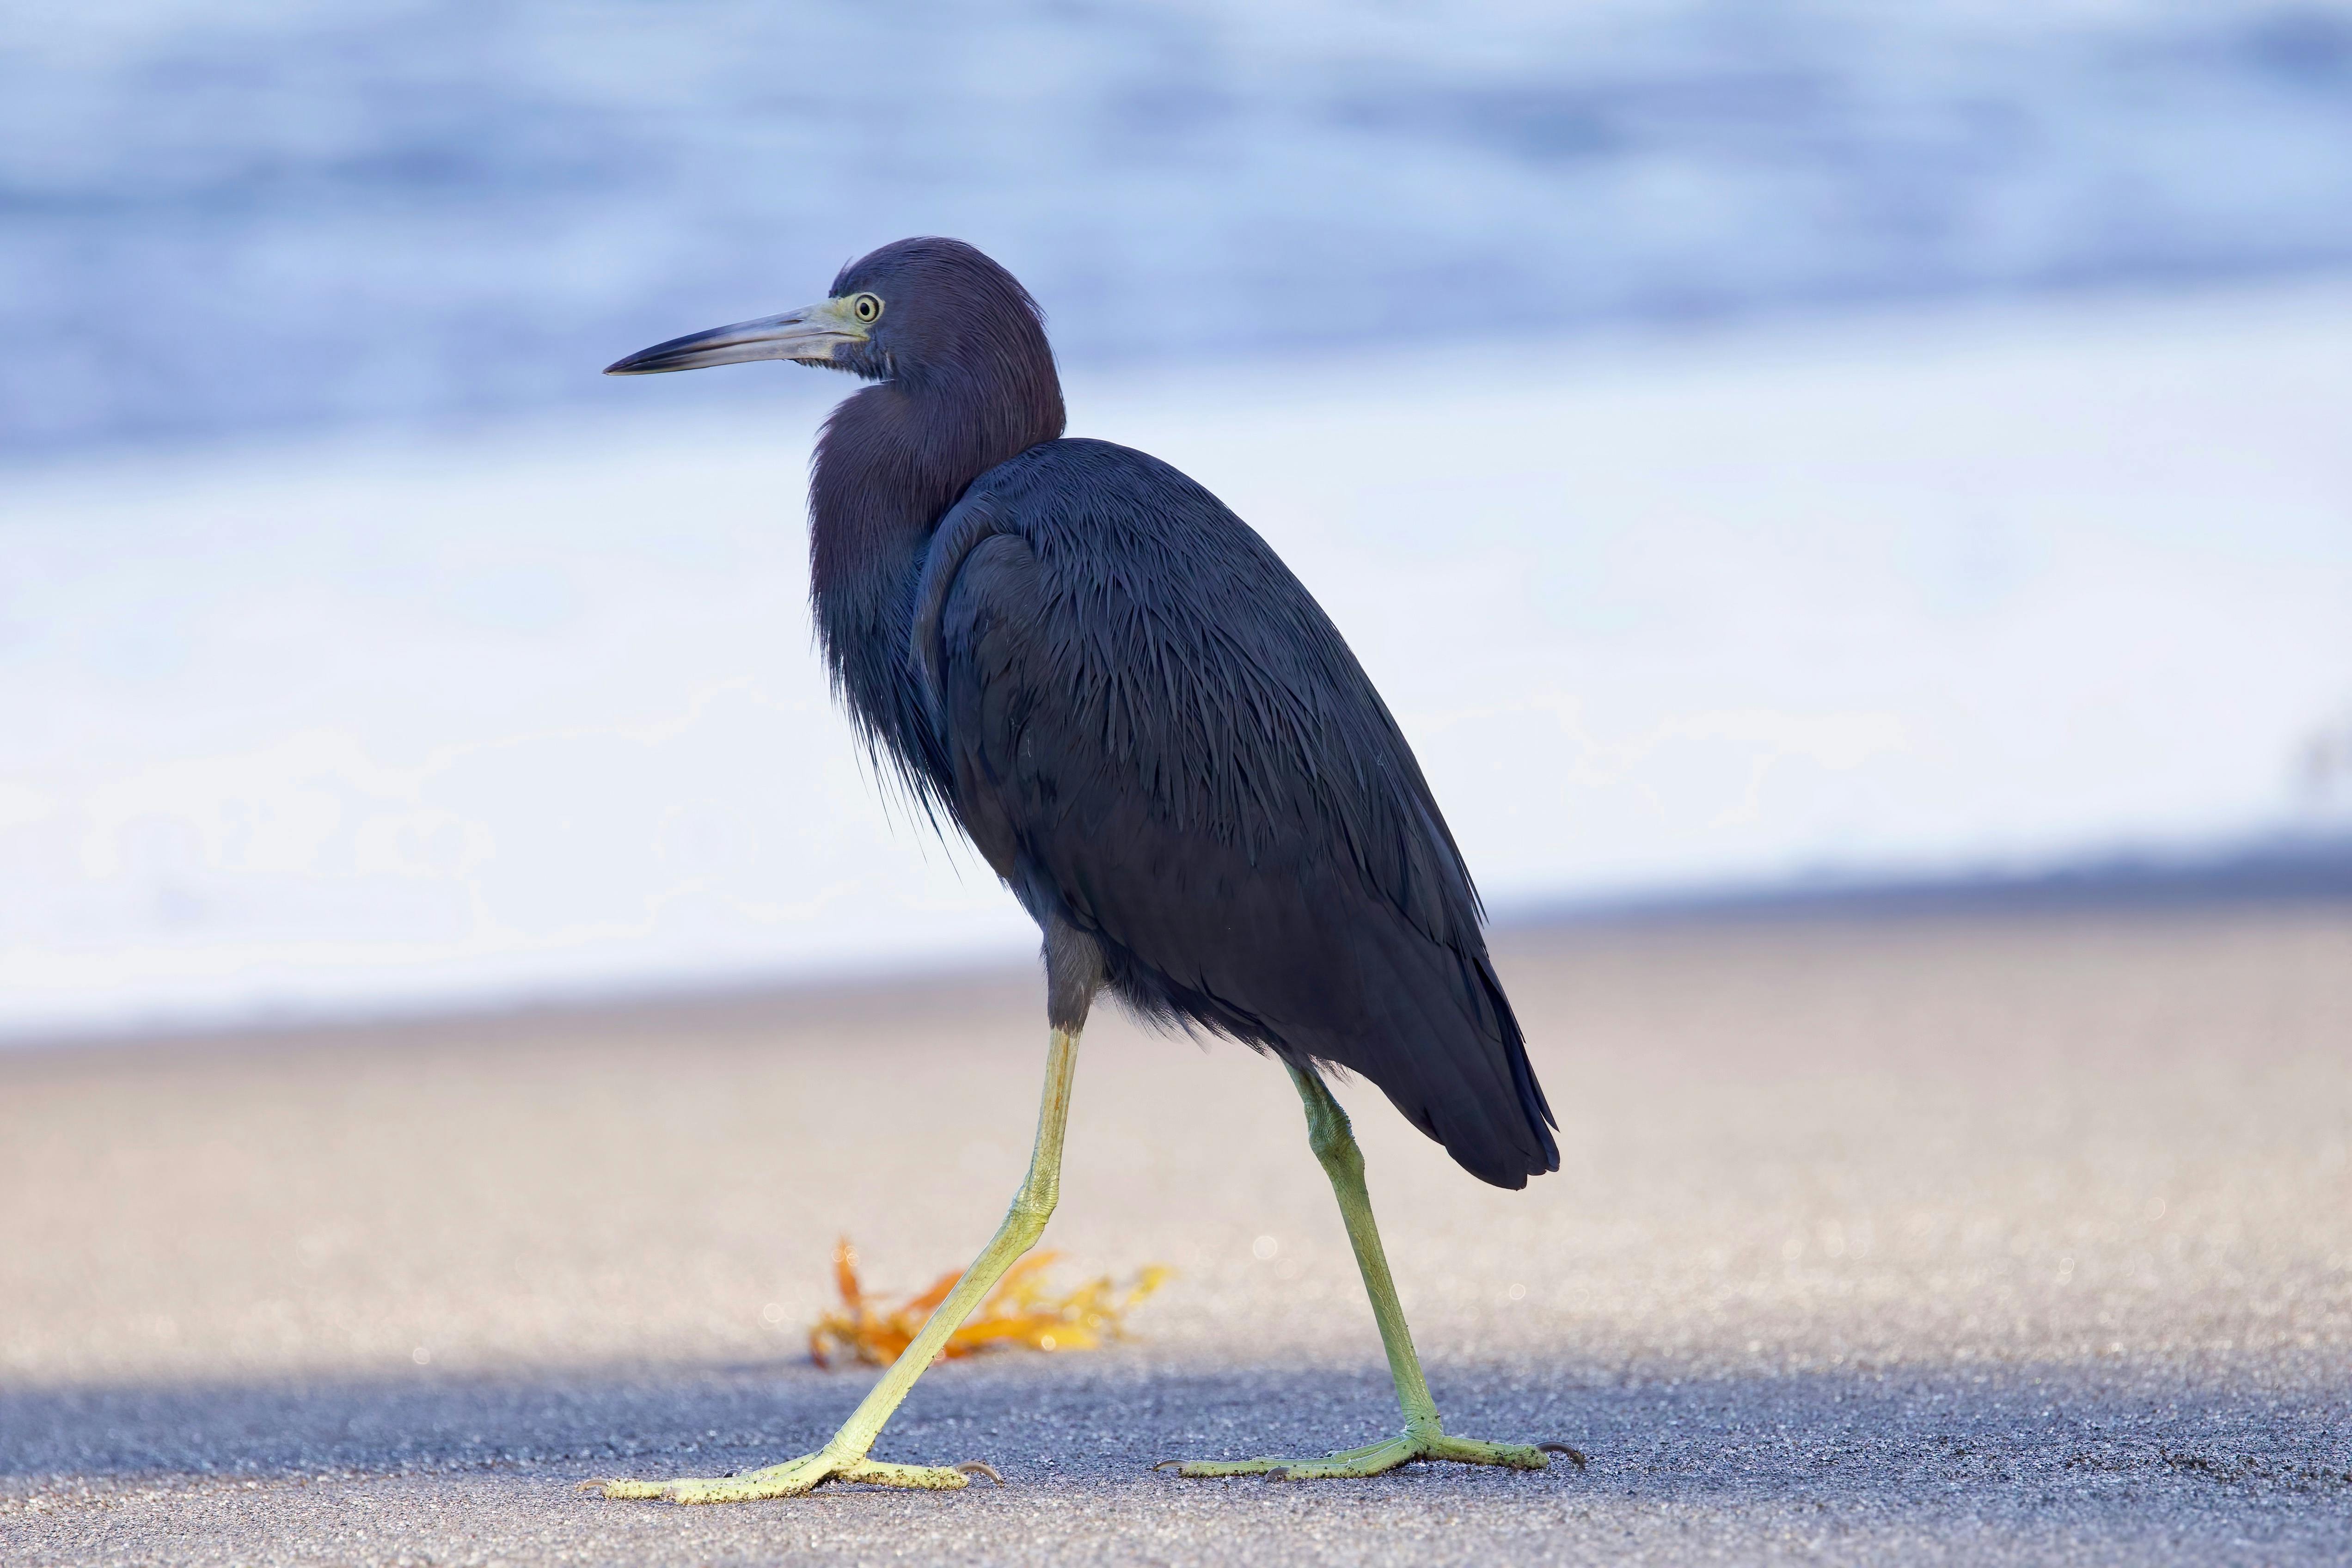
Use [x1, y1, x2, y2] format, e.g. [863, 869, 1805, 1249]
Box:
[6, 1349, 2349, 1524]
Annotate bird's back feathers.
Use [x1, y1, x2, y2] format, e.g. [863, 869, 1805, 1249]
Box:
[906, 438, 1558, 1188]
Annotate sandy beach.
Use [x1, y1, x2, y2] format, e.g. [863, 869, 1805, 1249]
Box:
[5, 904, 2349, 1565]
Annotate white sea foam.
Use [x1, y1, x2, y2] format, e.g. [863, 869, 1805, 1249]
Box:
[3, 283, 2348, 1038]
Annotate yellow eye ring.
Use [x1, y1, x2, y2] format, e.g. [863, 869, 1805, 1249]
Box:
[850, 293, 883, 325]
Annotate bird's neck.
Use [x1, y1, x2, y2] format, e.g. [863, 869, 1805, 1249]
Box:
[807, 374, 1063, 753]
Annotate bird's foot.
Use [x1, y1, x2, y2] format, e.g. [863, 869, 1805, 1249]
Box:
[1155, 1427, 1582, 1481]
[583, 1448, 1002, 1504]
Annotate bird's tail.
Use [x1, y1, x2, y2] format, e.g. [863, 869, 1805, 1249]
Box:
[1312, 919, 1559, 1190]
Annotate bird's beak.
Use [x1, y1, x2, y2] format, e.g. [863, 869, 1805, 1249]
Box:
[603, 298, 869, 375]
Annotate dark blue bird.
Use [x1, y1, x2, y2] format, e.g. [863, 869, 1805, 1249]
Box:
[588, 238, 1573, 1503]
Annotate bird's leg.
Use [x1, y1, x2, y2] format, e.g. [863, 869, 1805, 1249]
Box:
[588, 1025, 1082, 1503]
[1160, 1063, 1569, 1482]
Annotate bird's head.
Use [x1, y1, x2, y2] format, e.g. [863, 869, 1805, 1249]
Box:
[605, 237, 1057, 399]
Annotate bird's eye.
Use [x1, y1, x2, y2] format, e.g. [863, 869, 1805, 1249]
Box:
[850, 293, 883, 325]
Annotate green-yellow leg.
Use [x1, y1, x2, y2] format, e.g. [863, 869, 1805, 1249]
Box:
[1158, 1063, 1580, 1482]
[586, 1026, 1082, 1503]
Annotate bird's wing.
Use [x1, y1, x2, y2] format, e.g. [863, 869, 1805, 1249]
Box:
[912, 439, 1557, 1188]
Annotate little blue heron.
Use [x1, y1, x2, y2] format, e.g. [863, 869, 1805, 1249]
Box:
[589, 238, 1568, 1502]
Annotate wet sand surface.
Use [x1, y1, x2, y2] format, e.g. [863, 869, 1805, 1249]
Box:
[4, 907, 2349, 1565]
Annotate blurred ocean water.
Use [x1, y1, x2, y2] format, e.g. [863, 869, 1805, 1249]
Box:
[6, 0, 2352, 455]
[5, 4, 2351, 1038]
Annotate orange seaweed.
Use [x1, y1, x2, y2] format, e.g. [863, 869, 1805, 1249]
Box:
[808, 1237, 1170, 1368]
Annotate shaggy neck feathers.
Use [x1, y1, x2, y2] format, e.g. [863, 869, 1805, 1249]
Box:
[806, 304, 1064, 782]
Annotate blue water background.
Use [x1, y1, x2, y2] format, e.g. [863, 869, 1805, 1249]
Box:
[6, 0, 2352, 457]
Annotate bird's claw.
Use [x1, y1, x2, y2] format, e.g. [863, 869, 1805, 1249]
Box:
[1158, 1428, 1570, 1481]
[586, 1448, 992, 1503]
